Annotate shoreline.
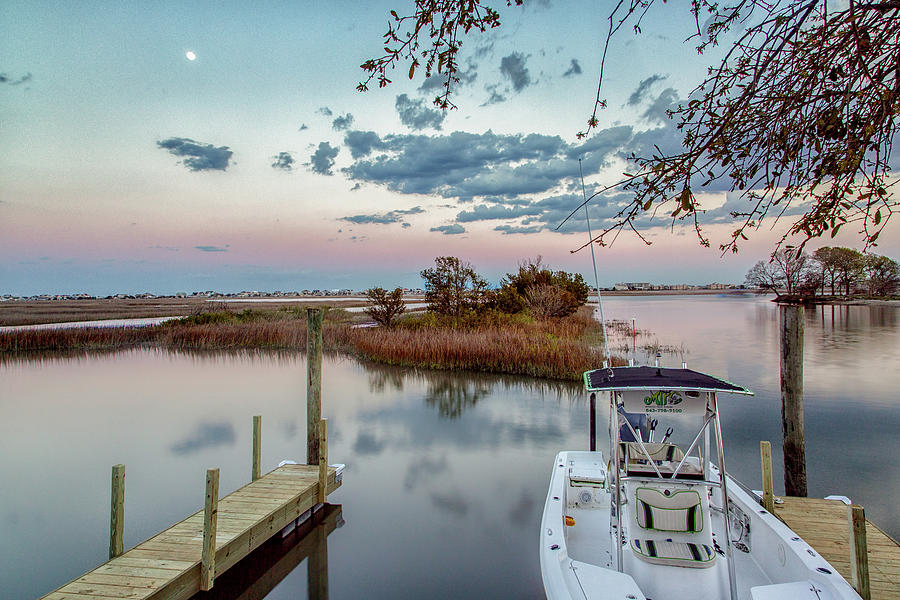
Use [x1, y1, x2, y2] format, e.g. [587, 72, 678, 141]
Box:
[3, 289, 898, 326]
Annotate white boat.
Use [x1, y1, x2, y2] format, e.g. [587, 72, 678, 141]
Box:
[540, 364, 861, 600]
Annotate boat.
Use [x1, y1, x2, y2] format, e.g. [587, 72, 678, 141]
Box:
[540, 363, 862, 600]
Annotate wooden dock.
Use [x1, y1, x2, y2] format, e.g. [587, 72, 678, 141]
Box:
[40, 463, 342, 600]
[774, 497, 900, 600]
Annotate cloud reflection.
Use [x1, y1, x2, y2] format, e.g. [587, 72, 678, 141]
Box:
[170, 421, 236, 455]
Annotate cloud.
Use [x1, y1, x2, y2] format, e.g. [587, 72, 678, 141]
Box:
[430, 224, 466, 235]
[395, 94, 446, 130]
[562, 59, 582, 77]
[157, 137, 233, 171]
[317, 106, 333, 117]
[332, 113, 354, 131]
[481, 85, 507, 106]
[494, 224, 545, 234]
[500, 52, 531, 92]
[340, 206, 424, 225]
[642, 87, 679, 123]
[195, 245, 229, 252]
[627, 74, 667, 106]
[456, 203, 542, 222]
[170, 422, 236, 455]
[344, 130, 387, 159]
[298, 123, 309, 131]
[271, 151, 294, 171]
[309, 141, 339, 175]
[0, 72, 32, 86]
[418, 63, 478, 93]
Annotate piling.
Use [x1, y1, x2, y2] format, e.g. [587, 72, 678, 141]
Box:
[850, 505, 871, 600]
[307, 308, 323, 466]
[252, 415, 262, 481]
[201, 468, 220, 591]
[109, 464, 125, 559]
[779, 304, 807, 497]
[318, 418, 329, 505]
[760, 441, 775, 513]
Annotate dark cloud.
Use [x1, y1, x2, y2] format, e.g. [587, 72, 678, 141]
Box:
[309, 141, 339, 175]
[395, 94, 446, 131]
[482, 84, 507, 106]
[500, 52, 531, 92]
[418, 63, 478, 93]
[157, 137, 233, 171]
[494, 224, 545, 235]
[642, 87, 679, 123]
[627, 74, 667, 106]
[340, 206, 424, 225]
[562, 59, 582, 77]
[332, 113, 355, 131]
[456, 203, 542, 222]
[317, 106, 333, 117]
[0, 72, 32, 86]
[430, 224, 466, 235]
[271, 151, 294, 171]
[170, 422, 235, 455]
[344, 130, 387, 159]
[195, 245, 229, 252]
[298, 123, 309, 131]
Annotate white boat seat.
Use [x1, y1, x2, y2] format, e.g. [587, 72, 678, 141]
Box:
[621, 442, 703, 479]
[631, 538, 716, 568]
[634, 487, 703, 532]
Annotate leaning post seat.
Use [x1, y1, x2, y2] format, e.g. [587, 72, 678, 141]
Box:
[620, 442, 704, 479]
[626, 481, 716, 569]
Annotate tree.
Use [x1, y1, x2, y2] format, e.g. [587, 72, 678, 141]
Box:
[362, 2, 899, 254]
[745, 249, 816, 296]
[420, 256, 490, 323]
[498, 257, 589, 319]
[812, 247, 840, 295]
[831, 247, 866, 295]
[365, 287, 406, 328]
[862, 254, 900, 296]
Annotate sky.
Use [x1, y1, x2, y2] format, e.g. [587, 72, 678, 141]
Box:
[1, 0, 897, 295]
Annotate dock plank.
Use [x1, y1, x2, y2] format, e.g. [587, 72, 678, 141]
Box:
[40, 464, 341, 600]
[774, 497, 900, 600]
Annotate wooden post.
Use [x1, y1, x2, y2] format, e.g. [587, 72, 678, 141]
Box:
[318, 418, 329, 504]
[850, 505, 871, 600]
[760, 441, 775, 513]
[307, 308, 323, 466]
[201, 468, 220, 591]
[109, 464, 125, 559]
[779, 304, 807, 497]
[589, 393, 596, 452]
[252, 415, 262, 481]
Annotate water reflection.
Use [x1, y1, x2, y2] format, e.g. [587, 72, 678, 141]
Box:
[3, 295, 898, 600]
[171, 422, 237, 455]
[192, 504, 343, 600]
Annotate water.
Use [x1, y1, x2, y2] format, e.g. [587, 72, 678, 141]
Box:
[1, 295, 897, 599]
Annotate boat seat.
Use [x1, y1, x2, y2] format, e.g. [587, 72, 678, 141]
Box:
[621, 442, 703, 479]
[630, 539, 716, 568]
[634, 487, 703, 532]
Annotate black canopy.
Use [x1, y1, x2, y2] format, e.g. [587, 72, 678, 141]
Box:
[584, 366, 752, 395]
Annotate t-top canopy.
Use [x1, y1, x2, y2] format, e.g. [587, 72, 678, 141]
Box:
[584, 366, 752, 395]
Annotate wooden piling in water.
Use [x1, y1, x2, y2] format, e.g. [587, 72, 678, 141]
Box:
[307, 308, 323, 466]
[201, 468, 220, 591]
[760, 441, 775, 513]
[779, 304, 807, 497]
[252, 415, 262, 481]
[850, 504, 871, 600]
[318, 418, 329, 505]
[109, 464, 125, 559]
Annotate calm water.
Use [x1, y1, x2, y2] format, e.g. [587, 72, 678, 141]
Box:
[1, 295, 898, 599]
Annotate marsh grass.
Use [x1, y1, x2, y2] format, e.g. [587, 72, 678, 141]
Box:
[2, 305, 619, 381]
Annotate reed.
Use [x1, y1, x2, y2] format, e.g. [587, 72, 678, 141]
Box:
[0, 326, 158, 353]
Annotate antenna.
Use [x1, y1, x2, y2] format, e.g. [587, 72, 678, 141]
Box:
[579, 159, 612, 373]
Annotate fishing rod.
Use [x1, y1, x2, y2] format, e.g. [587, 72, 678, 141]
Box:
[578, 159, 613, 372]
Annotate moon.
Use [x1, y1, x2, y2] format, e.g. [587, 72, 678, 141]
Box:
[185, 51, 196, 61]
